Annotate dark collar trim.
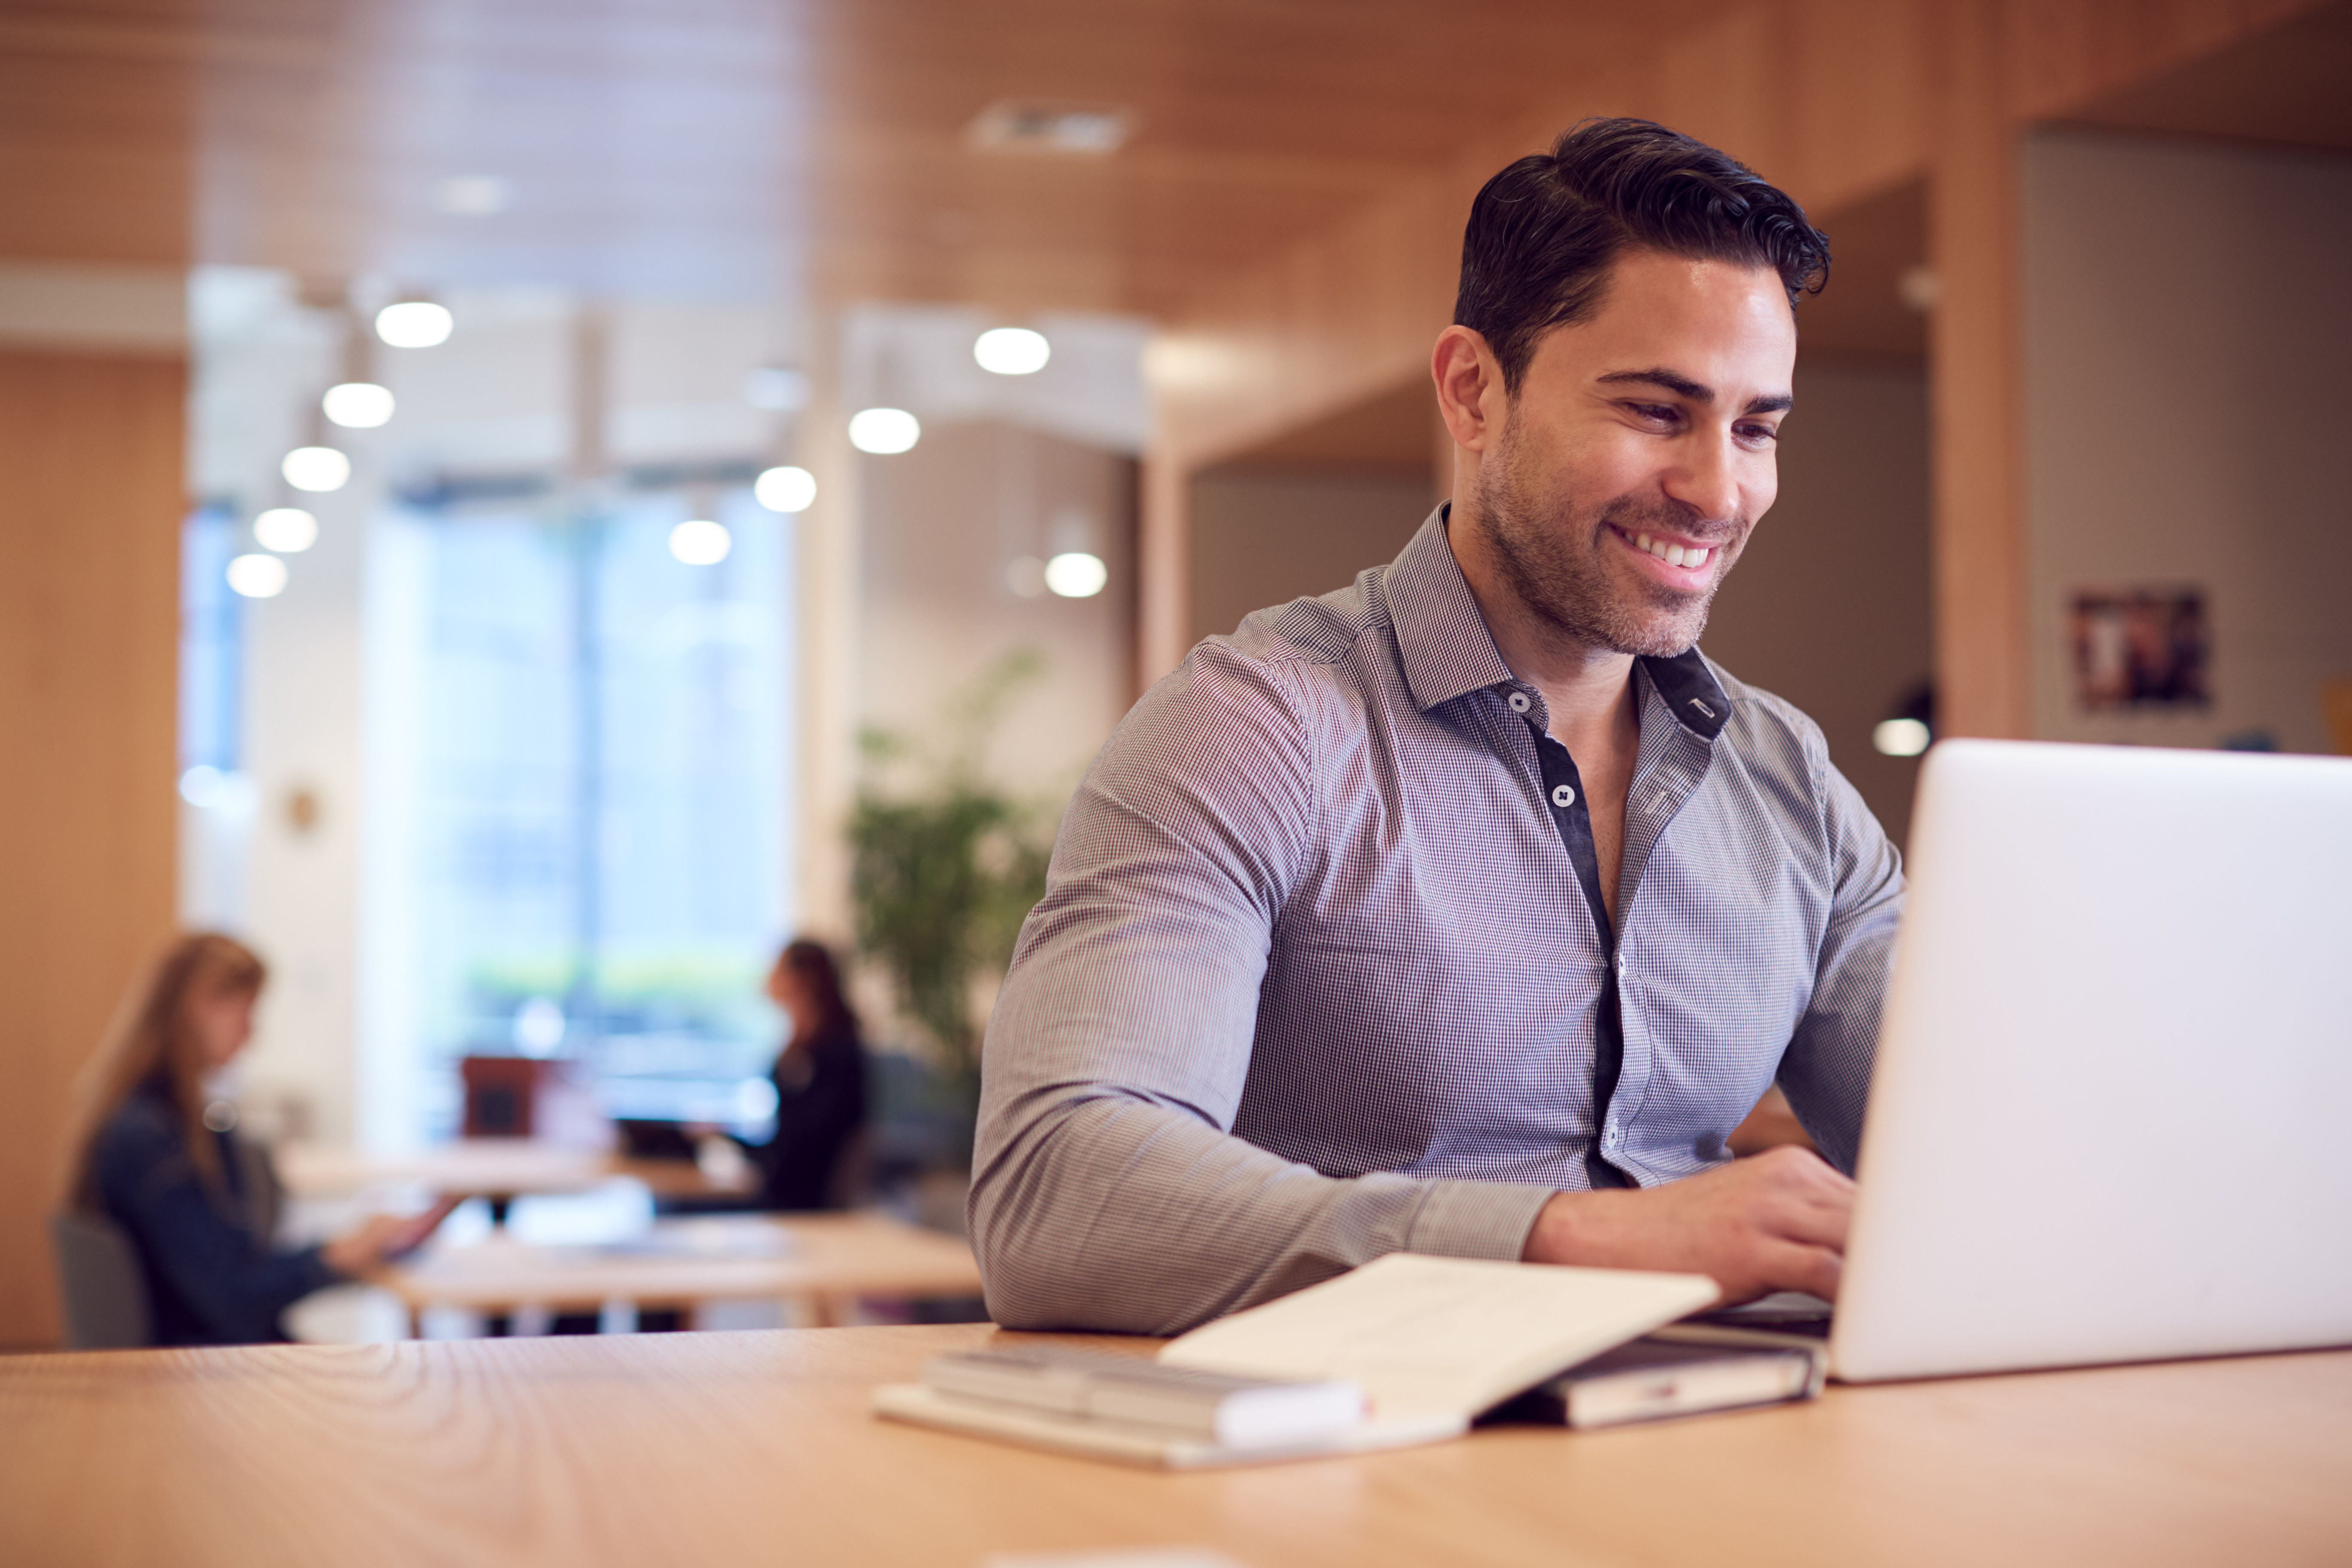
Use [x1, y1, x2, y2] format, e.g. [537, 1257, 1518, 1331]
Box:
[1638, 648, 1731, 739]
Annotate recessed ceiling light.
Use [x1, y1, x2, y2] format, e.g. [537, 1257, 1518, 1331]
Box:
[1044, 551, 1108, 598]
[322, 382, 395, 428]
[1873, 717, 1932, 756]
[282, 446, 350, 492]
[253, 508, 319, 553]
[848, 408, 920, 455]
[975, 327, 1051, 376]
[669, 519, 732, 565]
[968, 101, 1133, 156]
[376, 300, 453, 348]
[227, 553, 289, 598]
[754, 466, 817, 513]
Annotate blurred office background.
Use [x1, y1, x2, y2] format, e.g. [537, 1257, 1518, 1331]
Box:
[3, 0, 2349, 1348]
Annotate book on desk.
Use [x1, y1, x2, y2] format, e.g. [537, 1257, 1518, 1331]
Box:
[873, 1255, 1826, 1467]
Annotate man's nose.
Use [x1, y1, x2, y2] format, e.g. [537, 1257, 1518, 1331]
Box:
[1663, 435, 1741, 527]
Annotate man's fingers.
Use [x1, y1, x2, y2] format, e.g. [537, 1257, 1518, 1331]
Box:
[1764, 1196, 1850, 1251]
[1760, 1239, 1843, 1302]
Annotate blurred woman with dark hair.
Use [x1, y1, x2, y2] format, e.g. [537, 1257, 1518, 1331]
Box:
[61, 932, 439, 1345]
[751, 938, 869, 1210]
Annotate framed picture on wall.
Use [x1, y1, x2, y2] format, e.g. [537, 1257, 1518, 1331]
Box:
[2069, 587, 2211, 711]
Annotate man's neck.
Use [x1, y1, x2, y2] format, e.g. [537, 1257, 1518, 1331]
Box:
[1445, 501, 1638, 752]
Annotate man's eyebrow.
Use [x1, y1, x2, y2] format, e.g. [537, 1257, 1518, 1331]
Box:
[1596, 368, 1793, 417]
[1596, 367, 1712, 401]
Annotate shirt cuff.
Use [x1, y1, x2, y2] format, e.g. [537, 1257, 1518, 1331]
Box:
[1403, 1179, 1557, 1264]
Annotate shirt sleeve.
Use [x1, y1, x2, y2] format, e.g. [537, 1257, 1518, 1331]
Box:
[97, 1113, 341, 1345]
[967, 641, 1556, 1335]
[1776, 739, 1906, 1174]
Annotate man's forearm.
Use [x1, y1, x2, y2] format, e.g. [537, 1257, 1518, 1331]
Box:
[970, 1087, 1553, 1334]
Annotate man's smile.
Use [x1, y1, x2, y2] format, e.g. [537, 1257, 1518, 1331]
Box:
[1606, 521, 1724, 586]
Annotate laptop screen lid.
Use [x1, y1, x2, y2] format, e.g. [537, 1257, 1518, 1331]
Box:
[1831, 739, 2352, 1382]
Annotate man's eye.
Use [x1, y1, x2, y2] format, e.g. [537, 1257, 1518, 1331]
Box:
[1629, 403, 1678, 423]
[1736, 423, 1780, 444]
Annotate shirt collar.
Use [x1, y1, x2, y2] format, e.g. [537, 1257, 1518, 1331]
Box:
[1382, 503, 1732, 741]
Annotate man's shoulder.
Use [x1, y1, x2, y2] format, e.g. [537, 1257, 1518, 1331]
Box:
[1212, 568, 1387, 672]
[1702, 656, 1831, 778]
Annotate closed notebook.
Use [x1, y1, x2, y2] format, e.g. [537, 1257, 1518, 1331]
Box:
[1485, 1325, 1828, 1429]
[874, 1254, 1719, 1467]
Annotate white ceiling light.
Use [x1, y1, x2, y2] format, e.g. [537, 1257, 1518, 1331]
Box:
[227, 553, 289, 598]
[322, 381, 395, 429]
[974, 327, 1051, 376]
[376, 300, 454, 348]
[253, 507, 318, 553]
[1873, 717, 1932, 757]
[1044, 551, 1108, 598]
[281, 446, 350, 492]
[848, 407, 920, 454]
[669, 518, 732, 566]
[744, 366, 811, 412]
[754, 465, 817, 513]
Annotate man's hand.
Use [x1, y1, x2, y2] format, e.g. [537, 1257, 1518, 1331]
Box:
[1520, 1145, 1854, 1302]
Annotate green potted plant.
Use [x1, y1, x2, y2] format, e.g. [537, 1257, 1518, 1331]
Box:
[848, 652, 1056, 1162]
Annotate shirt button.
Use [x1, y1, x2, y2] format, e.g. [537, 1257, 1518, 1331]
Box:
[1550, 784, 1575, 808]
[1507, 691, 1531, 714]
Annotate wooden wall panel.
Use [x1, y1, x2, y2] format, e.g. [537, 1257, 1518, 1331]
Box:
[1141, 0, 2335, 694]
[0, 349, 184, 1348]
[1929, 1, 2033, 738]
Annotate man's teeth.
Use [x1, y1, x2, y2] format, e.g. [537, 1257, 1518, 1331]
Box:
[1631, 530, 1710, 569]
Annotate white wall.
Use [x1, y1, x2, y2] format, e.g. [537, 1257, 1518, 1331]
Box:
[2023, 131, 2352, 753]
[855, 420, 1136, 800]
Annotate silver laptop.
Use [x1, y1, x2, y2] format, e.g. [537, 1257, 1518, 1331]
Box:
[1827, 738, 2352, 1382]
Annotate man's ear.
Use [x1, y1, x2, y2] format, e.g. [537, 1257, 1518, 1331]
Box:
[1432, 326, 1503, 454]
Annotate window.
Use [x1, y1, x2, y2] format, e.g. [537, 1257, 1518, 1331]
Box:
[372, 485, 793, 1141]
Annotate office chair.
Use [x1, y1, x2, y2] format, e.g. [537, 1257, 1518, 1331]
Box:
[50, 1210, 154, 1349]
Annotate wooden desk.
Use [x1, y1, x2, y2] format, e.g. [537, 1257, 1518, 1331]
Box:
[380, 1213, 983, 1329]
[276, 1140, 755, 1202]
[3, 1326, 2346, 1566]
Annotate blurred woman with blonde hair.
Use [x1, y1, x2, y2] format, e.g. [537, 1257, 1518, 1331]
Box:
[62, 932, 435, 1345]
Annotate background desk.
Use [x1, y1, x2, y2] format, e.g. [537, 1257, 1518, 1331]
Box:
[379, 1213, 984, 1329]
[4, 1324, 2346, 1567]
[276, 1140, 756, 1204]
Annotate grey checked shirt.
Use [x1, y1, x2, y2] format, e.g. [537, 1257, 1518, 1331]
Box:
[971, 509, 1903, 1333]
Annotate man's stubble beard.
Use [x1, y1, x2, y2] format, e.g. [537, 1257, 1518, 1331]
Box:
[1470, 416, 1743, 661]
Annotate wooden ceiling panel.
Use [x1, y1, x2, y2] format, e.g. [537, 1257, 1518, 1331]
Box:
[0, 0, 1737, 313]
[2057, 0, 2352, 153]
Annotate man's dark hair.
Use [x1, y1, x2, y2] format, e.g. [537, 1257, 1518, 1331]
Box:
[1454, 118, 1830, 392]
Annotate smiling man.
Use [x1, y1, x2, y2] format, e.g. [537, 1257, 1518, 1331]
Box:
[970, 119, 1900, 1333]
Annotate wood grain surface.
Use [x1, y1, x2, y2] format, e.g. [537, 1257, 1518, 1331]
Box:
[0, 348, 184, 1350]
[4, 1326, 2347, 1568]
